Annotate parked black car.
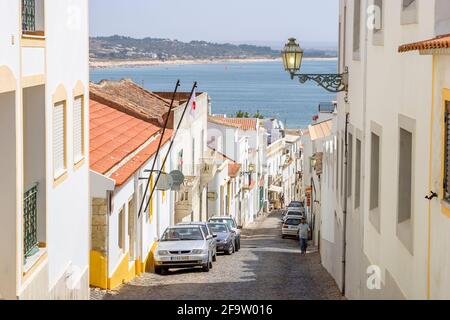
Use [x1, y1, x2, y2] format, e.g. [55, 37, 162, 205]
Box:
[208, 222, 236, 255]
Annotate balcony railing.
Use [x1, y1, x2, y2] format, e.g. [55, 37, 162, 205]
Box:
[22, 0, 36, 33]
[22, 0, 44, 36]
[24, 184, 39, 262]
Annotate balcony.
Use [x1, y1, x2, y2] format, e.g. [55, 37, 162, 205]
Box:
[22, 0, 45, 37]
[24, 184, 39, 263]
[199, 158, 218, 186]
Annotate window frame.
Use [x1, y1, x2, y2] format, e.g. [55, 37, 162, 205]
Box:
[401, 0, 418, 25]
[52, 100, 68, 184]
[73, 94, 85, 168]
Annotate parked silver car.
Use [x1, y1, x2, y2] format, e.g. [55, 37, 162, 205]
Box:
[208, 216, 241, 251]
[178, 222, 218, 261]
[154, 225, 214, 274]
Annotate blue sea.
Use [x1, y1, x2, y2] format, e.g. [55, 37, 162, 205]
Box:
[90, 60, 337, 128]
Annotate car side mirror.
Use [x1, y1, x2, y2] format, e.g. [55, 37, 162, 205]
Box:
[213, 234, 218, 238]
[237, 226, 243, 230]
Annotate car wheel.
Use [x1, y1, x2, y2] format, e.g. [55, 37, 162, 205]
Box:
[202, 260, 210, 272]
[226, 243, 234, 255]
[155, 266, 162, 275]
[282, 235, 286, 239]
[235, 240, 240, 252]
[213, 252, 217, 262]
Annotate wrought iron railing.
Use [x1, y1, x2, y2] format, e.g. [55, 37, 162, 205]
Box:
[24, 184, 39, 262]
[22, 0, 36, 33]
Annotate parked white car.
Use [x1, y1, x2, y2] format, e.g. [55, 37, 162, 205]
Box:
[281, 216, 303, 239]
[154, 225, 214, 274]
[282, 210, 306, 222]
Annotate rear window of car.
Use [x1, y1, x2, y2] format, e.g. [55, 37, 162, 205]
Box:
[287, 211, 303, 216]
[161, 227, 204, 241]
[209, 224, 228, 233]
[285, 219, 301, 226]
[210, 218, 236, 229]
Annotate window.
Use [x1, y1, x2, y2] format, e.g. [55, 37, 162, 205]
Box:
[372, 0, 384, 46]
[53, 102, 66, 180]
[398, 128, 413, 223]
[341, 137, 345, 201]
[148, 174, 154, 222]
[128, 197, 135, 259]
[347, 133, 353, 198]
[336, 136, 340, 193]
[355, 138, 362, 209]
[73, 96, 84, 164]
[353, 0, 361, 59]
[435, 0, 450, 35]
[22, 0, 45, 36]
[118, 207, 125, 252]
[397, 116, 415, 254]
[401, 0, 418, 25]
[444, 102, 450, 200]
[370, 133, 380, 210]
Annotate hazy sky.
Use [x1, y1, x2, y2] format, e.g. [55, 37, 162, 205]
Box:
[90, 0, 339, 46]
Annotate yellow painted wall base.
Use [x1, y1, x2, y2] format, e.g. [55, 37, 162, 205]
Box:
[142, 242, 158, 273]
[107, 253, 136, 290]
[90, 250, 139, 290]
[89, 251, 108, 289]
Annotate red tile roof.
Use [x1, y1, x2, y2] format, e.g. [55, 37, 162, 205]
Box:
[90, 100, 172, 186]
[209, 116, 257, 131]
[399, 34, 450, 53]
[90, 79, 171, 127]
[228, 163, 241, 178]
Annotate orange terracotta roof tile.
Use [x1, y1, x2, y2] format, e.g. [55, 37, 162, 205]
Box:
[399, 34, 450, 53]
[90, 79, 171, 127]
[90, 99, 173, 186]
[111, 130, 173, 186]
[228, 163, 241, 178]
[209, 116, 257, 131]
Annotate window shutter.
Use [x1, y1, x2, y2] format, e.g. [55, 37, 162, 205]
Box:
[73, 96, 83, 163]
[445, 102, 450, 199]
[53, 102, 65, 179]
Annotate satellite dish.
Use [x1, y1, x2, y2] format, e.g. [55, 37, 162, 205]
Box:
[169, 170, 185, 188]
[156, 173, 173, 191]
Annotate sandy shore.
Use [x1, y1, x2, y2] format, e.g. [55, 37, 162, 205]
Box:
[89, 57, 337, 69]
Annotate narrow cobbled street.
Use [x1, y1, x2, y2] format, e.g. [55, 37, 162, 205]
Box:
[91, 211, 343, 300]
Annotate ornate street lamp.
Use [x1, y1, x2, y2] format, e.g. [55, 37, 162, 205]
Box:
[282, 38, 348, 94]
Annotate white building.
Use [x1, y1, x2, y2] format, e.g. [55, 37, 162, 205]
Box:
[319, 0, 450, 299]
[207, 116, 263, 226]
[88, 95, 173, 290]
[0, 0, 90, 299]
[154, 91, 212, 224]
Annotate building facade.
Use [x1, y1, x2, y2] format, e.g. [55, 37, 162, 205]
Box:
[318, 0, 450, 299]
[0, 0, 90, 299]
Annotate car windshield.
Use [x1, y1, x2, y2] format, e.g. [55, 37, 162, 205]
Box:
[161, 227, 204, 241]
[285, 219, 302, 226]
[210, 218, 236, 229]
[289, 203, 301, 207]
[209, 223, 228, 234]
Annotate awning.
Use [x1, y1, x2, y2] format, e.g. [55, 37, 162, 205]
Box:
[309, 120, 332, 141]
[269, 185, 283, 193]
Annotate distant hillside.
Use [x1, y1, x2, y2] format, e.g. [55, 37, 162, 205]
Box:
[90, 35, 337, 61]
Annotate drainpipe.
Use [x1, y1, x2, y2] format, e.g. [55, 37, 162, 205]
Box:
[342, 112, 350, 296]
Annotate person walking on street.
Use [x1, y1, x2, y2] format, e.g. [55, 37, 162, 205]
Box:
[299, 218, 310, 255]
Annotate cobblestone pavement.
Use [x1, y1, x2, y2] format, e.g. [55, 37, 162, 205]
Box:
[90, 211, 344, 300]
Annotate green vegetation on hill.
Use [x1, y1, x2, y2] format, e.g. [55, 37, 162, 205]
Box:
[90, 35, 337, 61]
